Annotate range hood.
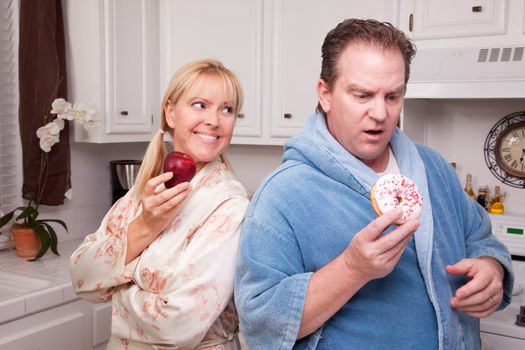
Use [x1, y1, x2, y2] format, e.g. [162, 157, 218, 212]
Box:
[406, 45, 525, 99]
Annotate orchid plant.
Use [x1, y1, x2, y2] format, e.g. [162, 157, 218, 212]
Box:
[0, 98, 99, 260]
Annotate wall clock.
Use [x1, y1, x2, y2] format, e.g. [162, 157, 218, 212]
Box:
[484, 111, 525, 188]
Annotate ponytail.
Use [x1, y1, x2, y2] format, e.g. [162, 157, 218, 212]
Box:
[134, 129, 167, 197]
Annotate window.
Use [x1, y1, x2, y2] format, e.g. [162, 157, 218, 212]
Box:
[0, 0, 21, 215]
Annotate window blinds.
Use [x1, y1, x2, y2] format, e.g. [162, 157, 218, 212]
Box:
[0, 0, 21, 214]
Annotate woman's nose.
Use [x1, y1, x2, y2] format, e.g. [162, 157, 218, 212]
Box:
[204, 110, 219, 126]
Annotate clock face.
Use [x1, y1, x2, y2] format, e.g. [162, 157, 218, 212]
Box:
[484, 111, 525, 188]
[496, 122, 525, 178]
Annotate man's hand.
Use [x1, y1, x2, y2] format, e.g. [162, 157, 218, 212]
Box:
[298, 208, 419, 339]
[343, 208, 420, 283]
[446, 257, 505, 318]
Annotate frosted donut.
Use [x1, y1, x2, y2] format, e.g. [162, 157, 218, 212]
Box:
[370, 174, 423, 225]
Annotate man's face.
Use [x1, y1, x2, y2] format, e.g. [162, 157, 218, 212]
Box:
[317, 42, 406, 172]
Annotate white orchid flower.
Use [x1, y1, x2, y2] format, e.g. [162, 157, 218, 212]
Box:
[36, 120, 63, 152]
[80, 114, 101, 130]
[51, 98, 73, 120]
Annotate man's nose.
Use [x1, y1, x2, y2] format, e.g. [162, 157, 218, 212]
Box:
[368, 99, 387, 121]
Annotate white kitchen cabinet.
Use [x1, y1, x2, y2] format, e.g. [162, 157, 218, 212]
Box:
[0, 300, 86, 349]
[0, 299, 111, 350]
[399, 0, 525, 47]
[160, 0, 400, 144]
[267, 0, 400, 139]
[65, 0, 160, 143]
[91, 302, 112, 349]
[160, 0, 264, 142]
[408, 0, 508, 40]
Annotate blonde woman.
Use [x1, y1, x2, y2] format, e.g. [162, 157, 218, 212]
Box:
[70, 60, 249, 349]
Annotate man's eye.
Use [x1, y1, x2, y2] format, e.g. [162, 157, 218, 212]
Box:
[192, 102, 205, 109]
[387, 95, 401, 102]
[354, 94, 369, 101]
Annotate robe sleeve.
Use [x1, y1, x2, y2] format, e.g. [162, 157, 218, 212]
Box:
[69, 193, 139, 303]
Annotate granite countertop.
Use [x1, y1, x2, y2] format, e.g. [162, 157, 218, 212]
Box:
[0, 240, 83, 324]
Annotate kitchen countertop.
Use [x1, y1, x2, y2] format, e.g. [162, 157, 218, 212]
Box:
[0, 240, 83, 324]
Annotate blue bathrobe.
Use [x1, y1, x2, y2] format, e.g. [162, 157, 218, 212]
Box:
[235, 113, 513, 350]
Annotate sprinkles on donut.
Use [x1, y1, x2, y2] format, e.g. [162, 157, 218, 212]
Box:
[370, 174, 423, 225]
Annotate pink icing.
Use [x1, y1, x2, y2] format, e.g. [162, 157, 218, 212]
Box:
[372, 174, 423, 224]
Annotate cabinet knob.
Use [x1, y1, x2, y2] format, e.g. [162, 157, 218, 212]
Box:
[120, 110, 128, 116]
[284, 113, 292, 119]
[472, 5, 482, 12]
[237, 113, 245, 119]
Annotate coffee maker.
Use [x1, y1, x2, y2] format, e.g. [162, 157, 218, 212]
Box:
[110, 160, 142, 203]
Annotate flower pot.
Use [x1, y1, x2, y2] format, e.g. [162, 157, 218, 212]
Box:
[11, 226, 41, 259]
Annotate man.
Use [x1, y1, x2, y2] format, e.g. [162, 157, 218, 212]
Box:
[235, 19, 514, 349]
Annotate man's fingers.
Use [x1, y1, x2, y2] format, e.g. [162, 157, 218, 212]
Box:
[445, 260, 472, 277]
[360, 208, 404, 242]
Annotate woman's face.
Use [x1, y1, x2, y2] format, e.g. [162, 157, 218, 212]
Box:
[164, 77, 237, 171]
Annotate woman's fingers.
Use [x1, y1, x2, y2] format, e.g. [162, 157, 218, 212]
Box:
[144, 172, 173, 195]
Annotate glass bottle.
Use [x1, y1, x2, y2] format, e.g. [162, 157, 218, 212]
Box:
[477, 185, 489, 210]
[489, 186, 505, 214]
[464, 174, 476, 200]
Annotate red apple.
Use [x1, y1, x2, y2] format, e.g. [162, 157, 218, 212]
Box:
[163, 151, 196, 188]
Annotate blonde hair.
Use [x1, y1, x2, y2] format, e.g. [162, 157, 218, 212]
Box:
[134, 59, 244, 196]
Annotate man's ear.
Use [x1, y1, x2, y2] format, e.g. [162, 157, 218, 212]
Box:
[164, 100, 176, 128]
[317, 79, 331, 114]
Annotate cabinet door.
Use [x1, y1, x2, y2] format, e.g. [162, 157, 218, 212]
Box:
[0, 301, 87, 350]
[160, 0, 263, 139]
[67, 0, 159, 143]
[91, 302, 112, 349]
[105, 0, 157, 135]
[268, 0, 399, 138]
[410, 0, 507, 39]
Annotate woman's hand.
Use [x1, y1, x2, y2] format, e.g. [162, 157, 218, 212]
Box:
[125, 172, 191, 263]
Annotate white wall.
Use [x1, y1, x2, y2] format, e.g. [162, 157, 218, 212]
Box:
[423, 99, 525, 216]
[38, 143, 283, 242]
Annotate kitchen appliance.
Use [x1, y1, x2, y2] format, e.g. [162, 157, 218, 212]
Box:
[407, 45, 525, 99]
[110, 160, 142, 204]
[480, 214, 525, 349]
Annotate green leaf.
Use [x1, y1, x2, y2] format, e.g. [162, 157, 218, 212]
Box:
[40, 219, 68, 232]
[42, 223, 59, 256]
[16, 206, 38, 221]
[29, 225, 51, 261]
[0, 211, 14, 228]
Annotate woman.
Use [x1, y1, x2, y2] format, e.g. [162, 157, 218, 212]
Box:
[70, 59, 250, 349]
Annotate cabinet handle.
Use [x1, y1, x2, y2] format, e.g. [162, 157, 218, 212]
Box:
[120, 111, 128, 116]
[472, 6, 482, 12]
[284, 113, 292, 119]
[237, 113, 245, 119]
[409, 14, 413, 32]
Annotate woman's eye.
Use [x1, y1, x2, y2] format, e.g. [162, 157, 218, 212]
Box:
[221, 106, 234, 114]
[191, 102, 205, 109]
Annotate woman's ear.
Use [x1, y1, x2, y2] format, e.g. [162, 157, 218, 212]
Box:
[164, 100, 176, 128]
[317, 79, 331, 115]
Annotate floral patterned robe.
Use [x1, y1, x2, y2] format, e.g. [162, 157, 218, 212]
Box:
[70, 159, 250, 350]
